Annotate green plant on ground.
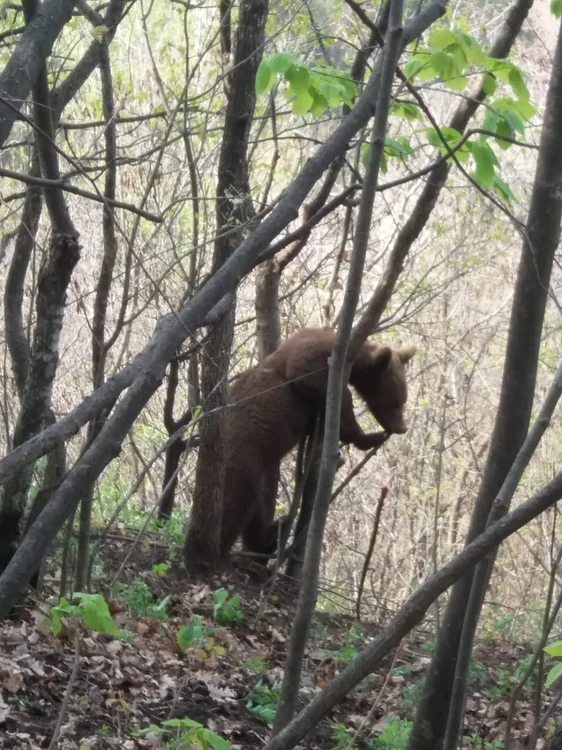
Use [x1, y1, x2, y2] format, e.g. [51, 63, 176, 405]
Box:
[375, 718, 412, 749]
[331, 723, 358, 750]
[152, 562, 169, 577]
[329, 622, 365, 663]
[309, 616, 329, 639]
[513, 652, 536, 687]
[469, 657, 487, 684]
[401, 679, 424, 713]
[468, 732, 484, 747]
[392, 664, 412, 678]
[112, 577, 170, 621]
[241, 654, 268, 673]
[487, 668, 514, 699]
[177, 616, 225, 664]
[161, 513, 186, 546]
[544, 639, 562, 686]
[48, 592, 120, 637]
[481, 604, 519, 641]
[213, 588, 244, 625]
[139, 717, 231, 749]
[245, 679, 281, 726]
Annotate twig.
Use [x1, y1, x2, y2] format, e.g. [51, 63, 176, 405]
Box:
[0, 166, 163, 223]
[47, 630, 81, 750]
[356, 487, 388, 621]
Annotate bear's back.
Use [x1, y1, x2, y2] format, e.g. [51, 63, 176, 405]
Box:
[227, 365, 312, 468]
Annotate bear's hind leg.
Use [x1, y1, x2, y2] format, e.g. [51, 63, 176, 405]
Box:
[219, 472, 260, 558]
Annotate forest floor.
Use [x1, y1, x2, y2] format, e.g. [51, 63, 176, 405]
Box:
[0, 532, 557, 750]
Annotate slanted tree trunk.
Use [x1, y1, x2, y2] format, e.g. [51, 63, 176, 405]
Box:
[184, 0, 269, 573]
[407, 9, 562, 750]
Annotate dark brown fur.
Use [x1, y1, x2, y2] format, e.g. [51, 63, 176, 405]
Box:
[220, 327, 416, 558]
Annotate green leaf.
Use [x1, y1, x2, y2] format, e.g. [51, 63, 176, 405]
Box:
[429, 50, 454, 80]
[546, 661, 562, 687]
[268, 52, 296, 74]
[482, 73, 496, 97]
[514, 97, 537, 120]
[318, 80, 342, 106]
[156, 595, 171, 612]
[50, 608, 64, 636]
[491, 98, 525, 135]
[361, 143, 370, 168]
[380, 150, 388, 174]
[207, 733, 232, 750]
[544, 640, 562, 657]
[470, 141, 497, 187]
[492, 175, 514, 201]
[310, 93, 329, 117]
[453, 30, 488, 66]
[385, 135, 413, 158]
[391, 101, 422, 121]
[493, 118, 514, 149]
[508, 68, 530, 101]
[428, 28, 457, 51]
[552, 0, 562, 17]
[444, 75, 468, 92]
[490, 60, 513, 84]
[450, 44, 468, 75]
[255, 60, 275, 95]
[214, 588, 229, 605]
[91, 25, 108, 42]
[403, 54, 432, 81]
[74, 592, 119, 636]
[426, 126, 463, 152]
[292, 90, 313, 116]
[163, 718, 203, 729]
[286, 66, 310, 95]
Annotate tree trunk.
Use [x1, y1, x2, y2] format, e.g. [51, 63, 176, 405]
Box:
[285, 424, 323, 581]
[407, 12, 562, 750]
[184, 0, 269, 573]
[0, 0, 78, 147]
[0, 0, 80, 575]
[0, 233, 79, 573]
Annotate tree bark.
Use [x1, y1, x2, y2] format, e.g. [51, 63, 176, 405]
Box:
[0, 0, 78, 147]
[407, 9, 562, 750]
[0, 0, 80, 575]
[4, 148, 42, 400]
[74, 26, 120, 591]
[184, 0, 269, 572]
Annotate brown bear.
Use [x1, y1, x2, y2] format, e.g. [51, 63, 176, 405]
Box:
[219, 327, 416, 559]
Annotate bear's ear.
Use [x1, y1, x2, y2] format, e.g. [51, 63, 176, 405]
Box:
[398, 345, 417, 364]
[371, 346, 392, 370]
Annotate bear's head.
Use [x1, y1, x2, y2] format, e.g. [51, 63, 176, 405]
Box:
[350, 343, 416, 435]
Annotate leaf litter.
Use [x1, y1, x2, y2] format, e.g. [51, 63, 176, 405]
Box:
[0, 534, 559, 749]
